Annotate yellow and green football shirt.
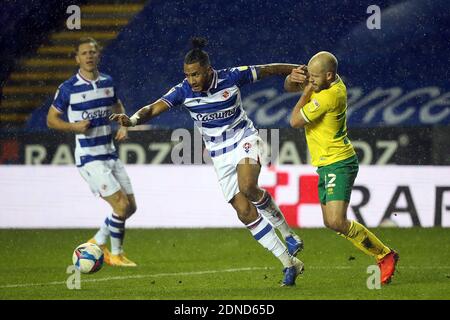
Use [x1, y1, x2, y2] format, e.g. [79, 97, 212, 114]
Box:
[300, 75, 355, 167]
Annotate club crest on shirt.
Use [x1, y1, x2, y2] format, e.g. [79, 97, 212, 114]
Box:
[308, 99, 320, 112]
[105, 89, 111, 96]
[222, 90, 230, 99]
[243, 142, 252, 153]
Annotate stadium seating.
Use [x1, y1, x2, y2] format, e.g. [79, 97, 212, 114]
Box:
[0, 0, 145, 131]
[1, 0, 449, 132]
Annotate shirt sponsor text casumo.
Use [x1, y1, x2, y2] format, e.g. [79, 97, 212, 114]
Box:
[195, 108, 237, 122]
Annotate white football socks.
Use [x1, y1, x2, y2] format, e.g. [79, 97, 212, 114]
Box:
[94, 215, 110, 246]
[246, 215, 293, 268]
[252, 191, 293, 239]
[108, 213, 125, 255]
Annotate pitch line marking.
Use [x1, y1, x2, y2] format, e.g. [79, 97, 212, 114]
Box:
[0, 266, 271, 289]
[2, 265, 450, 289]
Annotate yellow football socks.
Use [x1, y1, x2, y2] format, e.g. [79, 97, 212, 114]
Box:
[340, 220, 391, 261]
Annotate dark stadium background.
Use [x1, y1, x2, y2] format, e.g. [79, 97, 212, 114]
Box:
[1, 0, 449, 166]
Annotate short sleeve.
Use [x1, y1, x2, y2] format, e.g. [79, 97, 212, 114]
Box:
[301, 93, 330, 123]
[228, 66, 258, 87]
[160, 83, 186, 108]
[52, 85, 70, 113]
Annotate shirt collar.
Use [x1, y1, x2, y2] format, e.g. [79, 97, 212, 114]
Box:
[206, 69, 218, 91]
[330, 74, 341, 87]
[77, 70, 100, 84]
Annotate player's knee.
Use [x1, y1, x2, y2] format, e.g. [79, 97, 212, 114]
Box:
[239, 180, 259, 202]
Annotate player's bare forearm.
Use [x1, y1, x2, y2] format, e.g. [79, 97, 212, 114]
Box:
[47, 113, 70, 132]
[47, 106, 90, 133]
[290, 85, 313, 128]
[112, 101, 129, 140]
[110, 99, 169, 127]
[284, 75, 303, 92]
[256, 63, 300, 80]
[132, 105, 153, 124]
[134, 100, 170, 124]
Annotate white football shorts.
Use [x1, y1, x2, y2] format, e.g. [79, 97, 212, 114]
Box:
[211, 132, 268, 202]
[78, 158, 134, 198]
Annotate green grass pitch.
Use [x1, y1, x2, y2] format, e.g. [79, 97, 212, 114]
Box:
[1, 228, 449, 300]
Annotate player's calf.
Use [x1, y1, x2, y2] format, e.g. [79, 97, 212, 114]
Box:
[124, 203, 137, 219]
[230, 193, 259, 225]
[124, 194, 137, 219]
[111, 197, 133, 220]
[323, 217, 350, 234]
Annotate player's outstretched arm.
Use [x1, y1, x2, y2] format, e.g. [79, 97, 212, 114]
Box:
[255, 63, 301, 80]
[109, 99, 170, 127]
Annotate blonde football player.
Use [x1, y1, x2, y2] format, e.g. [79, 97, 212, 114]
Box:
[47, 37, 137, 267]
[286, 51, 399, 284]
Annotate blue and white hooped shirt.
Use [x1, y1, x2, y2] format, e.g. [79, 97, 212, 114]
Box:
[160, 66, 259, 157]
[52, 71, 118, 166]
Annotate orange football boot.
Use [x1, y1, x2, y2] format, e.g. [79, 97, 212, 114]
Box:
[108, 253, 137, 267]
[378, 250, 399, 284]
[87, 238, 111, 265]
